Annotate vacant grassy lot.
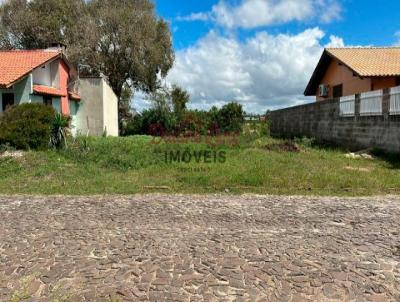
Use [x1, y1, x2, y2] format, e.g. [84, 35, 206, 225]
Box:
[0, 133, 399, 196]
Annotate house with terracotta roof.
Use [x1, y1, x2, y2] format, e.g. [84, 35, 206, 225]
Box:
[305, 47, 400, 101]
[0, 46, 119, 136]
[0, 47, 80, 115]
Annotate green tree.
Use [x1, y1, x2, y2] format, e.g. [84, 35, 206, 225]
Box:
[149, 87, 171, 113]
[217, 102, 245, 133]
[119, 85, 135, 134]
[0, 0, 88, 64]
[84, 0, 174, 114]
[170, 85, 189, 116]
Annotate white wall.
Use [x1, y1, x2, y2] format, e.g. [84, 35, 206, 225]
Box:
[50, 60, 60, 88]
[32, 60, 59, 87]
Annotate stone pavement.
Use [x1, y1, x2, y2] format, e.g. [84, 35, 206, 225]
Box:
[0, 194, 400, 301]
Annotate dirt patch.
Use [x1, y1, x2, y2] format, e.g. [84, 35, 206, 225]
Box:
[344, 166, 373, 172]
[265, 141, 301, 153]
[0, 150, 25, 159]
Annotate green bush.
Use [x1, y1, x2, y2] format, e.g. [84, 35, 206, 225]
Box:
[123, 115, 144, 136]
[178, 111, 208, 136]
[140, 108, 177, 136]
[123, 102, 246, 137]
[216, 102, 245, 133]
[0, 103, 55, 150]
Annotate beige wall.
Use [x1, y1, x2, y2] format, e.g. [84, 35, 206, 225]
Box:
[102, 79, 119, 136]
[75, 77, 119, 136]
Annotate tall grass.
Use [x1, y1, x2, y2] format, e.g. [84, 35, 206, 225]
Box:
[0, 130, 399, 196]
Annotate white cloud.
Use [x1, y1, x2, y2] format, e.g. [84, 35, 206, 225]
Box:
[317, 0, 343, 23]
[212, 0, 313, 28]
[166, 28, 344, 113]
[176, 12, 209, 22]
[325, 35, 345, 47]
[177, 0, 342, 29]
[395, 31, 400, 46]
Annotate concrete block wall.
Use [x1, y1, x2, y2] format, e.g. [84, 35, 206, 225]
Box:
[270, 91, 400, 153]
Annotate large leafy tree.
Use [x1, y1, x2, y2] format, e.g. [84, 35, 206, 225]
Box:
[0, 0, 87, 63]
[0, 0, 174, 130]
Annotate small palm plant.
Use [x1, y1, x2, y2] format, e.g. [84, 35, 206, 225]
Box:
[49, 113, 70, 150]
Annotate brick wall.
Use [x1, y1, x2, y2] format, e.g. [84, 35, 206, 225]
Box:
[270, 90, 400, 153]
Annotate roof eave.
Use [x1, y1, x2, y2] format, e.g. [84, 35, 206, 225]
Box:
[304, 50, 331, 96]
[304, 49, 365, 96]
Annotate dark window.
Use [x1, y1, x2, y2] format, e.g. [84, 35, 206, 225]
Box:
[396, 77, 400, 86]
[333, 84, 343, 98]
[43, 95, 53, 106]
[2, 93, 14, 111]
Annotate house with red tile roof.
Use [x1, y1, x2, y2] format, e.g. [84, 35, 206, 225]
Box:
[0, 47, 80, 115]
[0, 46, 119, 136]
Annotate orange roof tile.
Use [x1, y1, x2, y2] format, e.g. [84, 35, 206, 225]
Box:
[33, 85, 66, 97]
[0, 50, 61, 88]
[326, 47, 400, 77]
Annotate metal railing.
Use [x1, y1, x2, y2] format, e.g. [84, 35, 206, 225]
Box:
[339, 95, 355, 116]
[390, 86, 400, 115]
[360, 90, 383, 116]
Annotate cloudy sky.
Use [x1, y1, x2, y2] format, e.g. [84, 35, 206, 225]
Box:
[135, 0, 400, 113]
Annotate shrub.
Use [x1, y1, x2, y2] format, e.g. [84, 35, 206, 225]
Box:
[216, 102, 245, 133]
[123, 101, 245, 137]
[178, 111, 208, 136]
[140, 108, 177, 136]
[49, 113, 70, 150]
[123, 115, 144, 136]
[0, 103, 55, 150]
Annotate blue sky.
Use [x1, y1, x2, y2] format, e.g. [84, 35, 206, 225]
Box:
[135, 0, 400, 113]
[156, 0, 400, 49]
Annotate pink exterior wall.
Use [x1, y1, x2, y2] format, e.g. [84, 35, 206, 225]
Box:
[316, 59, 399, 101]
[371, 77, 397, 91]
[59, 60, 70, 115]
[317, 60, 371, 101]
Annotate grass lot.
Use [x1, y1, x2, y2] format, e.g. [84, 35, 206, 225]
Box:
[0, 130, 399, 196]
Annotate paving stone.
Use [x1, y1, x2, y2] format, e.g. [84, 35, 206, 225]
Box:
[0, 194, 399, 300]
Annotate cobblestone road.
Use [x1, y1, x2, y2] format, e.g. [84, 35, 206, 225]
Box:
[1, 195, 400, 301]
